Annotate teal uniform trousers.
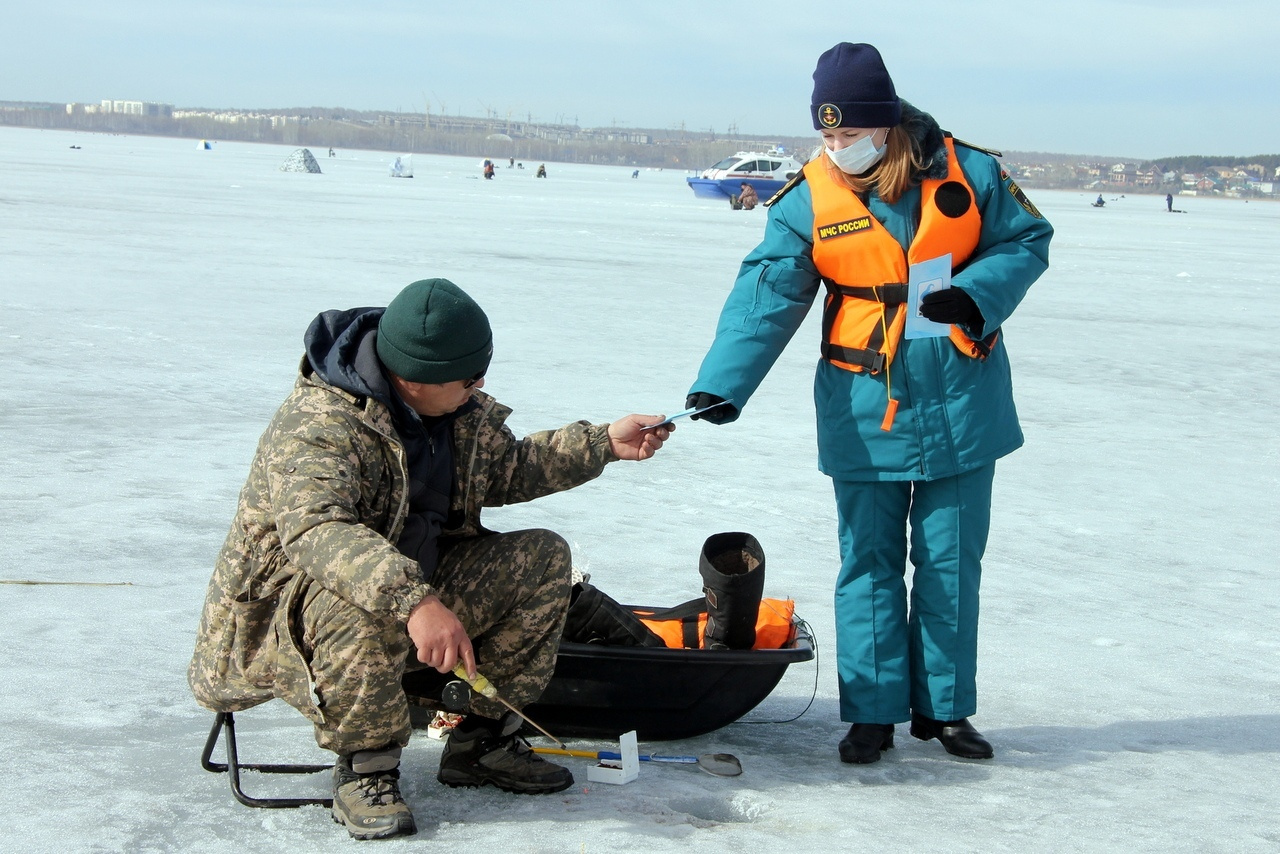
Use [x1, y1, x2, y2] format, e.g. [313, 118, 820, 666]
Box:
[832, 463, 994, 723]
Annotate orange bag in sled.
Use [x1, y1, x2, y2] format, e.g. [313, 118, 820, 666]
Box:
[635, 598, 797, 650]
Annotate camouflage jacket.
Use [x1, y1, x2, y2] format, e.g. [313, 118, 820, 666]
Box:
[189, 359, 618, 712]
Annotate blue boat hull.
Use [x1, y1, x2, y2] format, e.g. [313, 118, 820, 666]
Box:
[687, 176, 788, 201]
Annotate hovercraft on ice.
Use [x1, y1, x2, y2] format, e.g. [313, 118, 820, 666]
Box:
[686, 149, 805, 201]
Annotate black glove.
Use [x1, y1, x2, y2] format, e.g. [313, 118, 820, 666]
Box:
[919, 288, 983, 327]
[685, 392, 737, 424]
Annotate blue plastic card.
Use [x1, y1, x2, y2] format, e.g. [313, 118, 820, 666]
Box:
[641, 399, 734, 430]
[904, 254, 954, 339]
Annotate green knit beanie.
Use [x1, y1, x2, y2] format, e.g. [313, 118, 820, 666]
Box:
[376, 279, 493, 384]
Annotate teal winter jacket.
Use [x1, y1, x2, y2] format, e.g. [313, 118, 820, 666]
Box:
[690, 108, 1053, 481]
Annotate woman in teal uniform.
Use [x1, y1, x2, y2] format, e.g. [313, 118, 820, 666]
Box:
[686, 42, 1052, 764]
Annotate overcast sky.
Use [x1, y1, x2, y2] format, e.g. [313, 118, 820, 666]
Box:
[7, 0, 1278, 159]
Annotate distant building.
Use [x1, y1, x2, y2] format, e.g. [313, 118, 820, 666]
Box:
[1108, 163, 1136, 185]
[97, 99, 173, 117]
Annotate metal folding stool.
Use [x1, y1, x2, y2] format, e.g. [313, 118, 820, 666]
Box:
[200, 711, 333, 808]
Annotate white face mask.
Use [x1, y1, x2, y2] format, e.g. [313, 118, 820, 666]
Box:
[825, 130, 887, 175]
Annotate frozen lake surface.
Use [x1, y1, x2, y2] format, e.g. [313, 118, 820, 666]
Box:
[2, 127, 1278, 852]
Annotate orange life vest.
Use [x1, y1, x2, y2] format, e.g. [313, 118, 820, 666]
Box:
[805, 136, 996, 374]
[634, 598, 797, 650]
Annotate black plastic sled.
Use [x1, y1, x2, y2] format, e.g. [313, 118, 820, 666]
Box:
[402, 619, 814, 741]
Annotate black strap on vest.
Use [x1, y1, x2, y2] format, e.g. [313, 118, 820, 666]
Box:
[822, 280, 909, 305]
[820, 343, 886, 373]
[969, 330, 1000, 359]
[819, 278, 907, 373]
[639, 597, 710, 649]
[681, 616, 700, 649]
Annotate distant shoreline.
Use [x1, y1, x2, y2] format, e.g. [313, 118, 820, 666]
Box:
[3, 117, 1274, 199]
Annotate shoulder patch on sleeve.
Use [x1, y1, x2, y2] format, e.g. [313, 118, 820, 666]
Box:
[764, 170, 807, 207]
[1004, 177, 1044, 220]
[952, 137, 1003, 158]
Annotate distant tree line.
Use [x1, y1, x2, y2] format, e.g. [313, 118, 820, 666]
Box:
[7, 102, 1272, 184]
[0, 103, 813, 171]
[1152, 154, 1280, 174]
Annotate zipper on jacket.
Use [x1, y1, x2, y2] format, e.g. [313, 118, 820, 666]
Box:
[362, 404, 412, 544]
[459, 397, 495, 521]
[389, 438, 410, 542]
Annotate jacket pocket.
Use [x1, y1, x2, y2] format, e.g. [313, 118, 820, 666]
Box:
[230, 588, 282, 689]
[188, 587, 279, 712]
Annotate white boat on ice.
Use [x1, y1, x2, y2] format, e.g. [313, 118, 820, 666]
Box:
[686, 149, 805, 200]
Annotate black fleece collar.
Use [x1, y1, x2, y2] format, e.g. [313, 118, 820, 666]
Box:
[899, 101, 949, 182]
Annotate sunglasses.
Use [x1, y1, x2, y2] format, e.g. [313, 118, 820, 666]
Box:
[463, 368, 486, 389]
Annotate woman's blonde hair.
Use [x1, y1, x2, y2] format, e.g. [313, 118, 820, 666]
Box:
[820, 125, 922, 204]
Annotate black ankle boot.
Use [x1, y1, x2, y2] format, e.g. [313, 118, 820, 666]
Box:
[838, 723, 895, 764]
[699, 532, 765, 650]
[909, 712, 994, 759]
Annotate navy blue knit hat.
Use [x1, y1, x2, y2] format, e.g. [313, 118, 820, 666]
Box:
[810, 43, 902, 130]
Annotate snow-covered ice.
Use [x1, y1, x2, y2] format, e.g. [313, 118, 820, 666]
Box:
[2, 127, 1278, 852]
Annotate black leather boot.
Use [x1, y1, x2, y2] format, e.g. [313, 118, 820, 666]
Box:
[909, 712, 994, 759]
[698, 532, 765, 650]
[838, 723, 895, 764]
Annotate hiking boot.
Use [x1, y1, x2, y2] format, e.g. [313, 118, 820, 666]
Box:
[437, 712, 573, 794]
[331, 746, 417, 840]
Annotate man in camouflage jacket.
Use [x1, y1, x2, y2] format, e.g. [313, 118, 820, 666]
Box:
[189, 279, 672, 839]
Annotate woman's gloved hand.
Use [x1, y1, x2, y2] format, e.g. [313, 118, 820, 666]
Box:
[920, 287, 983, 327]
[685, 393, 737, 424]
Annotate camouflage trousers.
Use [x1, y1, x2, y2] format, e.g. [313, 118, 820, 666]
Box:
[295, 528, 571, 755]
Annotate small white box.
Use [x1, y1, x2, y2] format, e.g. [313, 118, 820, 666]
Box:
[586, 731, 639, 785]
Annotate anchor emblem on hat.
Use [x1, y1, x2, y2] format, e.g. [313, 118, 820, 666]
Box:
[819, 104, 842, 128]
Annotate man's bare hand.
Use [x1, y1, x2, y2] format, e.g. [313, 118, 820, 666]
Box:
[608, 414, 673, 461]
[406, 594, 475, 676]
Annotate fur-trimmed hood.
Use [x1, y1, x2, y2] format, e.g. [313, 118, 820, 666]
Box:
[899, 101, 949, 182]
